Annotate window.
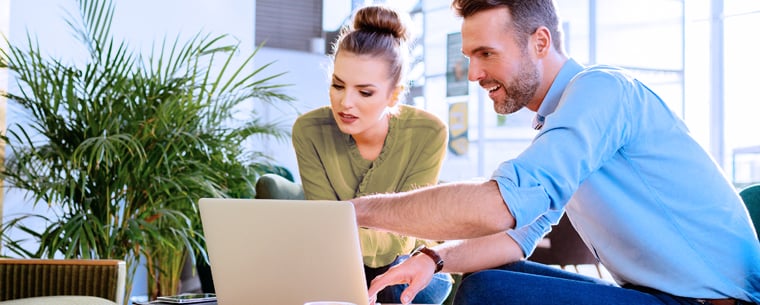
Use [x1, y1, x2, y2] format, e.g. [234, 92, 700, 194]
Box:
[256, 0, 323, 52]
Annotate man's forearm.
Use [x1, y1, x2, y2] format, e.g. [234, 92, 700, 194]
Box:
[436, 233, 524, 273]
[352, 180, 514, 240]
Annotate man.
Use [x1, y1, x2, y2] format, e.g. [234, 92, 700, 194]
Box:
[351, 0, 760, 304]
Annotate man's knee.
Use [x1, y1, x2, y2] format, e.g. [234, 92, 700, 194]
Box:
[454, 270, 505, 305]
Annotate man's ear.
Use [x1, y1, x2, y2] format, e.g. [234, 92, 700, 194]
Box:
[533, 26, 552, 57]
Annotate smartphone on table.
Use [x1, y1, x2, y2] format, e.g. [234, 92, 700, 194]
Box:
[156, 293, 217, 304]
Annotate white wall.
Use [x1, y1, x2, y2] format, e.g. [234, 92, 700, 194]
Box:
[256, 47, 331, 182]
[0, 0, 9, 231]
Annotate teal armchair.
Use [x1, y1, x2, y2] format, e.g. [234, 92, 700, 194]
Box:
[739, 183, 760, 239]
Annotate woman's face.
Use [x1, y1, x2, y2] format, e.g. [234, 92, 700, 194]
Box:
[330, 51, 398, 138]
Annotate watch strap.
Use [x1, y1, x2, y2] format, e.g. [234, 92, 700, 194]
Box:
[411, 245, 444, 273]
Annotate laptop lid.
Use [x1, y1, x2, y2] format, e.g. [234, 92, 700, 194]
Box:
[198, 198, 369, 305]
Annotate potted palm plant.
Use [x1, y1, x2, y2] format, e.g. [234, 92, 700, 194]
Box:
[0, 0, 292, 302]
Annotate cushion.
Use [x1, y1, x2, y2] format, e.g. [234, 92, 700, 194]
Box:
[255, 173, 305, 200]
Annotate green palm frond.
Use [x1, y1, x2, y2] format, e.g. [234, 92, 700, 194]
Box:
[0, 0, 293, 302]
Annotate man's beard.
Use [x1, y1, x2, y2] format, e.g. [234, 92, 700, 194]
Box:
[493, 57, 540, 115]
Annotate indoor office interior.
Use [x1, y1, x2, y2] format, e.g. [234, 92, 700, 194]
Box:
[1, 0, 759, 302]
[250, 0, 760, 187]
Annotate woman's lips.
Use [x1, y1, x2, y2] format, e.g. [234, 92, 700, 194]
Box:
[338, 112, 358, 124]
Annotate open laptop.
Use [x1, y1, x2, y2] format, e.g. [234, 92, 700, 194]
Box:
[198, 198, 370, 305]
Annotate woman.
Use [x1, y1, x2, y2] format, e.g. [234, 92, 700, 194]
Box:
[292, 5, 452, 304]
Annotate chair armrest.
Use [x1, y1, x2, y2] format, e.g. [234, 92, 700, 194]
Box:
[0, 259, 126, 305]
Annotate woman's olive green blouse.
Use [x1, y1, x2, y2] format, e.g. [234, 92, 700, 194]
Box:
[292, 105, 448, 267]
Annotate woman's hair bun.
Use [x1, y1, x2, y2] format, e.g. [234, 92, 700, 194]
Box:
[352, 5, 411, 42]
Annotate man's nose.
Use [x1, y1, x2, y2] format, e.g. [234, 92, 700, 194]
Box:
[468, 60, 484, 81]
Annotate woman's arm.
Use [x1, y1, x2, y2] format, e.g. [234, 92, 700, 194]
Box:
[292, 118, 338, 201]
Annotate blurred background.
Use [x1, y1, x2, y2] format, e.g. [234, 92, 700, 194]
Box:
[1, 0, 759, 299]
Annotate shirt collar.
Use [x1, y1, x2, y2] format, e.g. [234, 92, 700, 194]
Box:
[533, 58, 585, 130]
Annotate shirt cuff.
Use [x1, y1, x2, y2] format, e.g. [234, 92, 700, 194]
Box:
[491, 176, 551, 229]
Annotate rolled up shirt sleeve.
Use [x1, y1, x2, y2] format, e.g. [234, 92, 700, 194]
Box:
[506, 209, 564, 257]
[491, 173, 552, 229]
[491, 170, 562, 256]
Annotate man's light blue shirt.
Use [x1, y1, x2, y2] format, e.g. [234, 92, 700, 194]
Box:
[493, 59, 760, 302]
